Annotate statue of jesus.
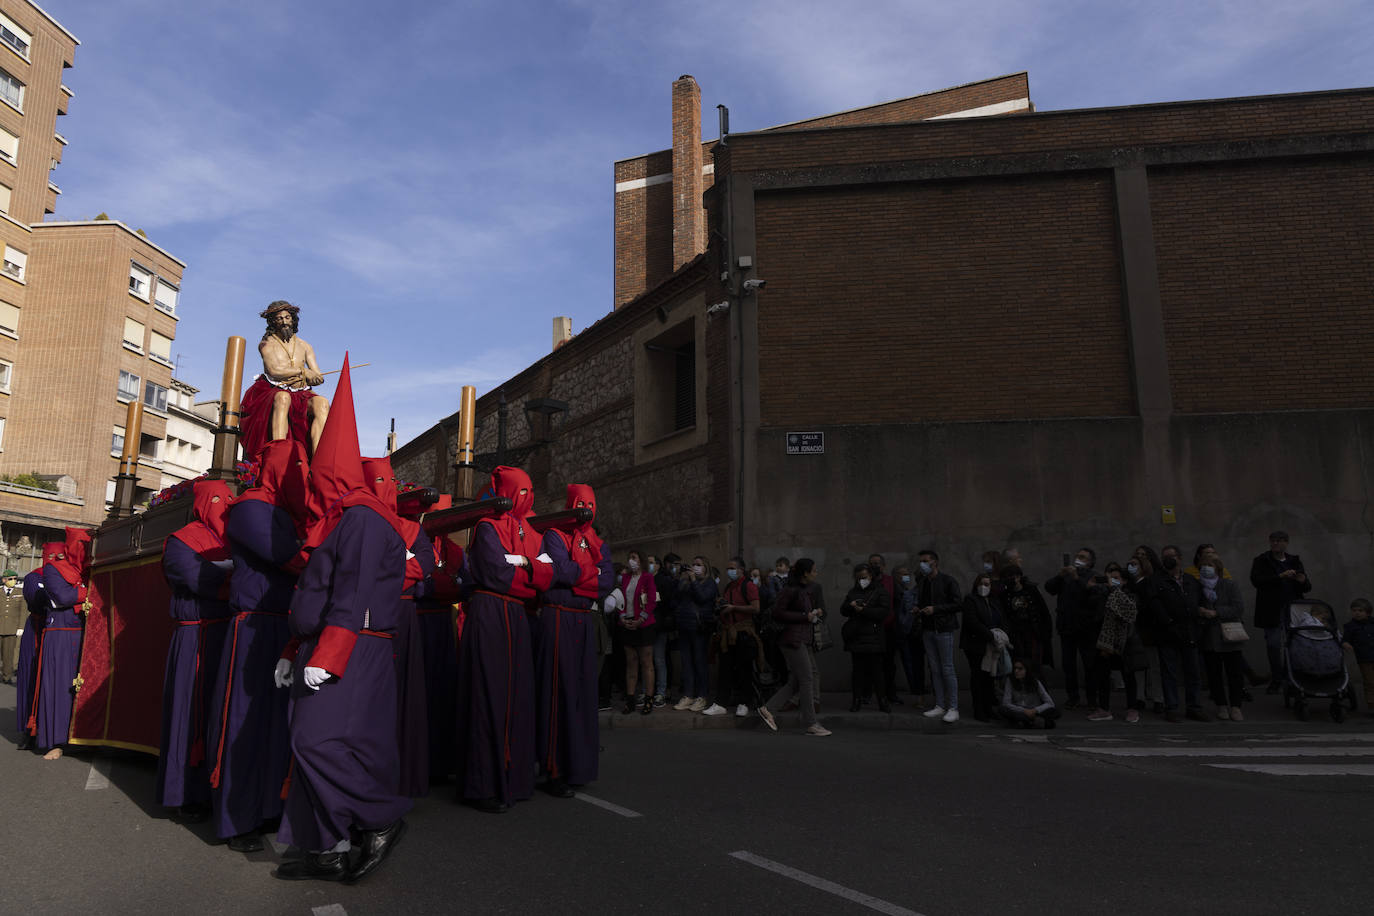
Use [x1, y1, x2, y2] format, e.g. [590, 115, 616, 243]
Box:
[238, 301, 330, 457]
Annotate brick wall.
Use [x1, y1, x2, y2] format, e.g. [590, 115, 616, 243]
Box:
[753, 171, 1134, 426]
[1150, 154, 1374, 412]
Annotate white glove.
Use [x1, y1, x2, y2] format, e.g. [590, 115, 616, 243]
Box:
[273, 658, 293, 688]
[303, 666, 330, 690]
[535, 552, 553, 564]
[504, 553, 527, 567]
[405, 550, 415, 561]
[14, 627, 21, 636]
[210, 559, 234, 572]
[603, 593, 619, 613]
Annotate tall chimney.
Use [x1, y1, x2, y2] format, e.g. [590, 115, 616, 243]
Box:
[672, 74, 704, 269]
[552, 316, 572, 351]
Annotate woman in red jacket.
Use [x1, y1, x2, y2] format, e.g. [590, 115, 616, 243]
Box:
[619, 550, 658, 715]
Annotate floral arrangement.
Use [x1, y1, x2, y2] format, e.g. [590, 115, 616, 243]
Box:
[146, 460, 258, 509]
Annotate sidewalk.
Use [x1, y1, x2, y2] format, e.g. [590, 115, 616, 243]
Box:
[600, 689, 1373, 732]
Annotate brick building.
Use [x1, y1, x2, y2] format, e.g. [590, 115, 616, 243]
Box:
[0, 1, 189, 566]
[393, 73, 1374, 681]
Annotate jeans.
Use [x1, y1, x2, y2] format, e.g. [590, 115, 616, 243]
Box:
[653, 630, 672, 698]
[1157, 643, 1202, 710]
[922, 631, 958, 710]
[678, 630, 710, 699]
[1264, 626, 1283, 683]
[766, 643, 817, 728]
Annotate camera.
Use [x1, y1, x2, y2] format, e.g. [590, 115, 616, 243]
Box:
[742, 278, 766, 292]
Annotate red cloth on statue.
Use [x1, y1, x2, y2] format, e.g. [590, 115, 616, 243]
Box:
[240, 376, 314, 461]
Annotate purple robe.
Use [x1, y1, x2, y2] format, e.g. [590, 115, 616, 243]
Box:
[393, 529, 433, 797]
[536, 535, 612, 785]
[32, 567, 83, 750]
[415, 548, 463, 783]
[278, 506, 412, 853]
[454, 523, 535, 806]
[15, 570, 46, 735]
[155, 538, 231, 808]
[206, 499, 296, 839]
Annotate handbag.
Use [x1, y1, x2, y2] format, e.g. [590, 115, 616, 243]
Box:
[812, 617, 834, 652]
[1219, 620, 1250, 643]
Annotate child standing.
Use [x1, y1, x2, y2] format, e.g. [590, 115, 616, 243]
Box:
[1341, 598, 1374, 715]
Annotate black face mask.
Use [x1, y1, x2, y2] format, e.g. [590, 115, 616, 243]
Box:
[1162, 556, 1178, 571]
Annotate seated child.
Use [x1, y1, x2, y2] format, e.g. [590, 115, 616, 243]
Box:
[997, 660, 1061, 729]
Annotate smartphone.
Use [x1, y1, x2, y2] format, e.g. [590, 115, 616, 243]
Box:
[1061, 552, 1071, 567]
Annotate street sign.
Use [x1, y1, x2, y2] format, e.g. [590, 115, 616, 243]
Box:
[785, 432, 824, 455]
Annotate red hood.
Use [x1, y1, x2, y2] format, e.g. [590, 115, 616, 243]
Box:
[492, 466, 535, 519]
[234, 438, 312, 535]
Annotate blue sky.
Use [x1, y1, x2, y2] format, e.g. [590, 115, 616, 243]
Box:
[44, 0, 1373, 454]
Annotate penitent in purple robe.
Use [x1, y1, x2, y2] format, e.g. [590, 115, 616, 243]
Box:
[15, 570, 47, 736]
[415, 543, 464, 784]
[206, 499, 296, 839]
[278, 506, 412, 853]
[155, 538, 232, 808]
[454, 523, 535, 806]
[32, 567, 83, 750]
[536, 535, 613, 786]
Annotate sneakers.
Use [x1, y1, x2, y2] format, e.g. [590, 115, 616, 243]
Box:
[640, 697, 652, 716]
[688, 697, 709, 713]
[1125, 709, 1140, 724]
[806, 724, 832, 737]
[941, 709, 960, 723]
[701, 703, 728, 716]
[1216, 706, 1230, 721]
[1086, 709, 1113, 722]
[673, 696, 694, 711]
[922, 706, 947, 719]
[652, 694, 666, 708]
[1229, 706, 1244, 722]
[734, 704, 749, 718]
[758, 706, 778, 731]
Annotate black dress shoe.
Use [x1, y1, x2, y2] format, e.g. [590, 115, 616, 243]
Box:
[275, 851, 348, 882]
[465, 796, 509, 814]
[228, 833, 264, 853]
[541, 779, 574, 798]
[16, 734, 34, 750]
[344, 819, 407, 885]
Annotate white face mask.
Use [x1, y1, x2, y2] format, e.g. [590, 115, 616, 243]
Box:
[1200, 565, 1216, 577]
[648, 563, 657, 575]
[858, 577, 871, 590]
[1126, 562, 1140, 577]
[692, 564, 704, 576]
[900, 575, 911, 585]
[726, 568, 739, 580]
[983, 562, 994, 572]
[1109, 578, 1122, 588]
[919, 561, 932, 575]
[977, 585, 991, 597]
[1073, 558, 1088, 569]
[751, 576, 760, 585]
[628, 559, 639, 572]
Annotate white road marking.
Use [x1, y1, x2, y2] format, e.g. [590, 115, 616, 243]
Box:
[1067, 746, 1374, 758]
[729, 850, 925, 916]
[84, 756, 112, 791]
[312, 906, 348, 916]
[1242, 734, 1374, 743]
[573, 792, 643, 818]
[1206, 764, 1374, 776]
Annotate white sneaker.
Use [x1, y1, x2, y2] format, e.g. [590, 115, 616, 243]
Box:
[735, 704, 749, 717]
[673, 696, 694, 711]
[922, 706, 947, 718]
[1216, 706, 1230, 721]
[758, 706, 778, 731]
[701, 703, 728, 716]
[688, 697, 708, 712]
[941, 709, 960, 723]
[806, 724, 832, 736]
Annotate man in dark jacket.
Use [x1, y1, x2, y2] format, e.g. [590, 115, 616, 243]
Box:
[916, 550, 962, 722]
[651, 553, 680, 705]
[1249, 531, 1312, 692]
[1045, 547, 1096, 708]
[1156, 545, 1208, 722]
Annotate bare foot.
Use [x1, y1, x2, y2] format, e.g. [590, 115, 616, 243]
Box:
[42, 747, 63, 761]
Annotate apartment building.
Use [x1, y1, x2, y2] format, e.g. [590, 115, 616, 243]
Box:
[159, 377, 217, 490]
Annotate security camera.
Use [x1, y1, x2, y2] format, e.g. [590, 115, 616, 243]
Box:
[706, 301, 730, 317]
[742, 279, 766, 292]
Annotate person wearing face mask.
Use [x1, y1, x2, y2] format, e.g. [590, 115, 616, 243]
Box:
[841, 564, 891, 712]
[1045, 547, 1098, 709]
[866, 553, 903, 708]
[1091, 562, 1144, 722]
[1125, 547, 1165, 713]
[917, 550, 962, 723]
[618, 550, 658, 715]
[672, 556, 718, 712]
[1249, 530, 1312, 694]
[981, 551, 1004, 583]
[1196, 554, 1247, 721]
[701, 557, 762, 717]
[0, 569, 22, 686]
[891, 565, 922, 705]
[650, 552, 680, 707]
[999, 566, 1053, 672]
[758, 559, 829, 735]
[960, 573, 1007, 722]
[1138, 544, 1208, 722]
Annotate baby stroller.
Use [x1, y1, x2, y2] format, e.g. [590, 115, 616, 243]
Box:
[1281, 599, 1358, 722]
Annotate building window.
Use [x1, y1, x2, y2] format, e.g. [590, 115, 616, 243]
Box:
[154, 280, 178, 315]
[123, 317, 145, 350]
[0, 182, 10, 215]
[0, 66, 23, 111]
[0, 416, 5, 450]
[149, 331, 173, 366]
[0, 359, 10, 393]
[111, 427, 125, 456]
[0, 301, 16, 336]
[117, 369, 140, 401]
[0, 13, 30, 60]
[2, 245, 25, 281]
[129, 262, 152, 300]
[144, 380, 168, 413]
[0, 125, 14, 164]
[640, 317, 700, 444]
[139, 433, 161, 462]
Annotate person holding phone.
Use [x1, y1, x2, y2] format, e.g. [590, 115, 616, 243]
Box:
[671, 556, 717, 711]
[618, 551, 657, 715]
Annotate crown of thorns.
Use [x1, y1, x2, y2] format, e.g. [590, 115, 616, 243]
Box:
[260, 301, 300, 319]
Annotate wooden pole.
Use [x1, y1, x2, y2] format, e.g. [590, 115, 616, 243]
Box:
[209, 336, 245, 484]
[454, 385, 477, 503]
[110, 398, 144, 518]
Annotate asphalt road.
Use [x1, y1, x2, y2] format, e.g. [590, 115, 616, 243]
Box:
[2, 681, 1370, 916]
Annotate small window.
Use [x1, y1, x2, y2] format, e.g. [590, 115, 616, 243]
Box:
[149, 331, 172, 363]
[154, 280, 178, 314]
[139, 433, 160, 461]
[117, 369, 140, 401]
[2, 245, 25, 281]
[0, 416, 5, 449]
[640, 317, 700, 445]
[0, 301, 17, 335]
[144, 380, 168, 413]
[111, 427, 125, 455]
[123, 317, 145, 350]
[0, 66, 24, 111]
[0, 182, 10, 215]
[0, 125, 16, 164]
[129, 262, 152, 299]
[0, 13, 31, 60]
[0, 359, 10, 392]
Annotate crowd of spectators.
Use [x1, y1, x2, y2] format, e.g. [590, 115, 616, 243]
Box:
[593, 531, 1373, 732]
